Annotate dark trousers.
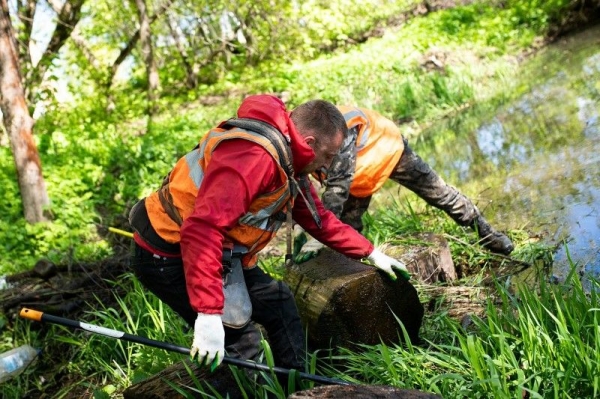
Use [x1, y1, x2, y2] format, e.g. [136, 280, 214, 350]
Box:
[129, 243, 305, 370]
[340, 141, 481, 232]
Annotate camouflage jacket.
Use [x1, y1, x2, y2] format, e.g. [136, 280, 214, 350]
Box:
[320, 126, 359, 217]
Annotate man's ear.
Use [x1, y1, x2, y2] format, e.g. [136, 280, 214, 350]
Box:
[304, 135, 316, 147]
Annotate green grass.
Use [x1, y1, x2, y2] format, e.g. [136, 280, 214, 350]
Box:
[320, 263, 599, 398]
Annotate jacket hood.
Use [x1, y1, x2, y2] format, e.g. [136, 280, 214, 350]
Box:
[234, 95, 315, 173]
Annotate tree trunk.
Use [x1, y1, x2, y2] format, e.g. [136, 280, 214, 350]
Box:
[123, 359, 243, 399]
[284, 248, 425, 348]
[283, 234, 454, 349]
[289, 385, 443, 398]
[107, 2, 170, 90]
[105, 1, 170, 112]
[0, 0, 50, 224]
[134, 0, 159, 117]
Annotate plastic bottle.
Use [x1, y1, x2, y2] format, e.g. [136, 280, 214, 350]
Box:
[0, 345, 40, 383]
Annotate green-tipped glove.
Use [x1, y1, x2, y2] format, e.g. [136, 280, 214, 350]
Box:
[293, 231, 307, 259]
[366, 249, 411, 280]
[293, 232, 324, 264]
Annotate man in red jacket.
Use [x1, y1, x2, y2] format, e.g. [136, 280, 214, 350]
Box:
[128, 95, 408, 373]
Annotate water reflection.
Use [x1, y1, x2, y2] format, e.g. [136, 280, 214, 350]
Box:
[406, 25, 600, 279]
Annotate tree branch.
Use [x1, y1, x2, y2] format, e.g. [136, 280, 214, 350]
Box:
[108, 0, 170, 86]
[71, 26, 101, 70]
[26, 0, 85, 102]
[45, 0, 61, 14]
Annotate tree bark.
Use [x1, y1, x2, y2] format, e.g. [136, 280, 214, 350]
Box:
[0, 0, 50, 223]
[134, 0, 160, 119]
[289, 385, 443, 398]
[284, 248, 425, 348]
[123, 359, 243, 399]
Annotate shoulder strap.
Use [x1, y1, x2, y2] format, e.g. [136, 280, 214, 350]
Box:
[222, 118, 294, 181]
[158, 172, 184, 227]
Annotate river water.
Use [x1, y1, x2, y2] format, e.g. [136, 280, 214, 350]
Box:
[398, 25, 600, 283]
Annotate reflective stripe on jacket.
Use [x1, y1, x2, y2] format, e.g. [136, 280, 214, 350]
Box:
[337, 106, 405, 197]
[145, 126, 293, 266]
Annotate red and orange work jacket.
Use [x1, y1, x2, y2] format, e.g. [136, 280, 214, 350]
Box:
[145, 126, 294, 267]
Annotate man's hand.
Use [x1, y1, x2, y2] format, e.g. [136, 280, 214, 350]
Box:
[366, 248, 411, 280]
[293, 235, 324, 264]
[190, 313, 225, 371]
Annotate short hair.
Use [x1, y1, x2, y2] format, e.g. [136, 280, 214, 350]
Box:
[291, 100, 348, 141]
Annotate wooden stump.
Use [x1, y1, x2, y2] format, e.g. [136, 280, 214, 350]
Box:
[284, 248, 424, 348]
[288, 385, 443, 398]
[387, 233, 456, 284]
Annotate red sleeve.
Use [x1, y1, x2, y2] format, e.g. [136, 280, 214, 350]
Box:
[180, 140, 279, 314]
[292, 180, 374, 258]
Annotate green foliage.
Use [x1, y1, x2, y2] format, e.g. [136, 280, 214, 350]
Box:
[1, 87, 223, 273]
[507, 0, 574, 31]
[231, 0, 571, 125]
[362, 197, 425, 246]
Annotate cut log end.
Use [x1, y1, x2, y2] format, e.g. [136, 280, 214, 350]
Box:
[285, 248, 425, 348]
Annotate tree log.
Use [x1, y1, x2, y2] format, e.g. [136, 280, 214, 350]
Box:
[282, 233, 454, 348]
[123, 359, 243, 399]
[284, 248, 424, 348]
[386, 233, 456, 284]
[0, 257, 128, 315]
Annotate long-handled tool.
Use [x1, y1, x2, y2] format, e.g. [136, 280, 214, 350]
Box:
[108, 227, 134, 238]
[19, 308, 350, 386]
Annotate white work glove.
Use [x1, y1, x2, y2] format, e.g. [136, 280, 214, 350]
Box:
[366, 248, 411, 281]
[190, 313, 225, 371]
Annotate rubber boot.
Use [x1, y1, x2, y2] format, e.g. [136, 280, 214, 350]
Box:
[391, 141, 514, 255]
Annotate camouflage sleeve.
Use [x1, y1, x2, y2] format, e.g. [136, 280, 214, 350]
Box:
[321, 126, 358, 218]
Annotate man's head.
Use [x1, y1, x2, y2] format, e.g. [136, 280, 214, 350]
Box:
[290, 100, 347, 175]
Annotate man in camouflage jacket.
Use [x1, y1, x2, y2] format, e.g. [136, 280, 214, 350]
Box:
[295, 106, 514, 262]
